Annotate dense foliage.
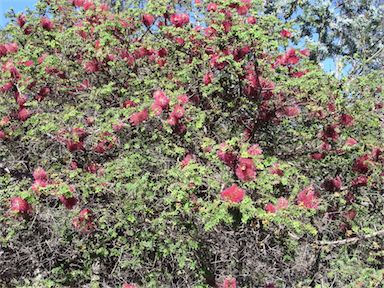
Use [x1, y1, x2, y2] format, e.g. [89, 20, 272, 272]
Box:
[0, 0, 383, 287]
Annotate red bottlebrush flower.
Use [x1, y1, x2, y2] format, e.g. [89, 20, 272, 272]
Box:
[248, 144, 263, 156]
[1, 82, 14, 92]
[222, 276, 237, 288]
[153, 90, 170, 108]
[84, 59, 100, 73]
[327, 102, 336, 112]
[151, 103, 163, 116]
[297, 186, 319, 209]
[129, 109, 148, 126]
[345, 137, 358, 146]
[82, 0, 95, 10]
[353, 154, 370, 174]
[276, 197, 289, 209]
[59, 195, 78, 209]
[269, 163, 284, 176]
[157, 48, 168, 58]
[235, 158, 256, 181]
[70, 161, 78, 170]
[221, 184, 245, 203]
[17, 14, 26, 27]
[207, 3, 218, 12]
[99, 3, 109, 11]
[122, 283, 137, 288]
[33, 167, 47, 181]
[322, 176, 342, 192]
[177, 94, 189, 104]
[222, 21, 232, 33]
[0, 130, 5, 140]
[237, 5, 249, 15]
[344, 209, 357, 221]
[175, 37, 185, 46]
[4, 42, 18, 53]
[299, 48, 310, 57]
[205, 27, 217, 38]
[283, 105, 301, 117]
[171, 105, 185, 119]
[40, 17, 54, 31]
[181, 153, 194, 169]
[10, 197, 31, 214]
[310, 152, 325, 160]
[322, 124, 339, 142]
[340, 114, 354, 126]
[170, 13, 189, 27]
[72, 208, 95, 233]
[16, 93, 28, 106]
[280, 29, 292, 38]
[345, 191, 355, 204]
[167, 115, 179, 126]
[18, 108, 31, 121]
[66, 140, 85, 152]
[265, 203, 277, 213]
[142, 14, 155, 27]
[265, 197, 288, 213]
[371, 147, 382, 161]
[217, 143, 237, 167]
[290, 70, 307, 78]
[73, 0, 84, 7]
[247, 16, 257, 24]
[123, 99, 136, 108]
[203, 72, 213, 85]
[351, 175, 368, 187]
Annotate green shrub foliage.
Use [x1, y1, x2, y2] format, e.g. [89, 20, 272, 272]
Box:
[0, 0, 383, 287]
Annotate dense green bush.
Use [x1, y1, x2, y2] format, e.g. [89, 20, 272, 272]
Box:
[0, 0, 383, 287]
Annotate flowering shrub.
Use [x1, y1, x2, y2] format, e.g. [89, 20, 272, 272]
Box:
[0, 0, 383, 287]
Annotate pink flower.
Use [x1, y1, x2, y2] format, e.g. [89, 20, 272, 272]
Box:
[203, 72, 213, 85]
[221, 184, 245, 203]
[265, 197, 289, 213]
[207, 3, 218, 12]
[340, 114, 354, 126]
[296, 186, 319, 209]
[151, 103, 163, 116]
[222, 276, 237, 288]
[122, 283, 137, 288]
[247, 144, 263, 156]
[18, 108, 31, 121]
[153, 90, 170, 108]
[129, 109, 148, 126]
[322, 176, 342, 192]
[280, 29, 292, 38]
[353, 154, 370, 174]
[170, 13, 189, 27]
[217, 143, 237, 167]
[299, 49, 310, 57]
[59, 195, 78, 210]
[265, 203, 277, 213]
[177, 94, 189, 104]
[269, 163, 284, 176]
[345, 137, 358, 146]
[142, 14, 155, 27]
[181, 154, 194, 169]
[310, 152, 325, 160]
[283, 105, 301, 117]
[321, 124, 339, 142]
[351, 175, 368, 187]
[171, 105, 185, 119]
[40, 17, 54, 31]
[235, 158, 256, 181]
[33, 167, 47, 182]
[247, 16, 257, 24]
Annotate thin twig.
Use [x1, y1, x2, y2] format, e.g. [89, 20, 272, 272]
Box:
[316, 229, 384, 246]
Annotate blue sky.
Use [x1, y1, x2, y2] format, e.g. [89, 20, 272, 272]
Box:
[0, 0, 36, 27]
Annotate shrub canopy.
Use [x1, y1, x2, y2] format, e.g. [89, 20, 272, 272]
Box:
[0, 0, 383, 287]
